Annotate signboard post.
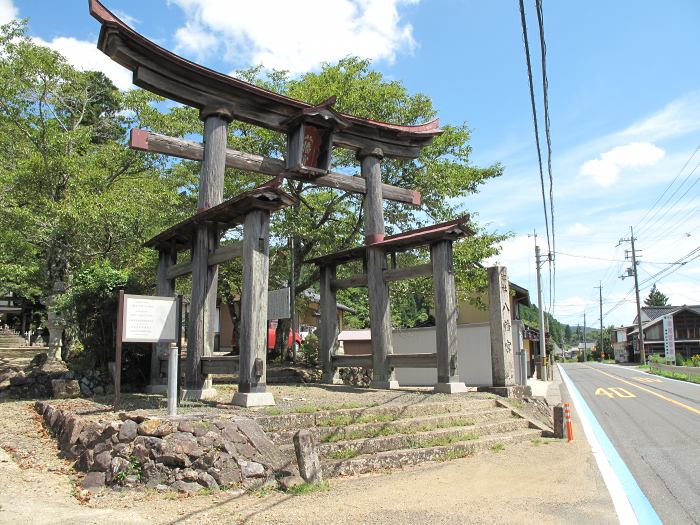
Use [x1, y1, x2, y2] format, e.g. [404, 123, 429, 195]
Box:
[662, 314, 676, 364]
[114, 292, 179, 414]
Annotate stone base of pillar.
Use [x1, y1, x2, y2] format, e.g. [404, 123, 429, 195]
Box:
[180, 388, 218, 401]
[370, 380, 400, 390]
[433, 382, 472, 394]
[321, 370, 342, 385]
[232, 392, 275, 407]
[477, 385, 532, 398]
[144, 384, 168, 394]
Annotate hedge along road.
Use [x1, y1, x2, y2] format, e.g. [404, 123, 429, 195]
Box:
[561, 362, 700, 524]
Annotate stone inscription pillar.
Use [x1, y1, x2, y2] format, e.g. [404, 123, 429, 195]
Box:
[359, 147, 397, 389]
[184, 113, 229, 399]
[488, 266, 515, 388]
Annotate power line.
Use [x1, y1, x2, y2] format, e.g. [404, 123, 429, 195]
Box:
[535, 0, 556, 319]
[517, 0, 551, 265]
[637, 156, 700, 239]
[636, 142, 700, 234]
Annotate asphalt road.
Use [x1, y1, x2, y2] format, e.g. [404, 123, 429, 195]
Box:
[561, 363, 700, 525]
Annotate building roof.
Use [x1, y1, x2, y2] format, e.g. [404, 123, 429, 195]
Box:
[306, 216, 473, 266]
[302, 290, 356, 314]
[629, 305, 700, 336]
[89, 0, 441, 160]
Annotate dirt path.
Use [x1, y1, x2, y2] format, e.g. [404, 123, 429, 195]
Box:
[0, 398, 616, 525]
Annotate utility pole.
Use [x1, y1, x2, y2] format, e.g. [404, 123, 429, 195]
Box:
[583, 312, 587, 361]
[595, 281, 604, 361]
[535, 240, 548, 380]
[619, 226, 645, 364]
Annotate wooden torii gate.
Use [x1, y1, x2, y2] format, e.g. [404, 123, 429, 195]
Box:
[89, 0, 444, 404]
[308, 217, 474, 392]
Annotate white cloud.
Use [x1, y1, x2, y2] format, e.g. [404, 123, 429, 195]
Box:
[112, 9, 140, 28]
[580, 142, 665, 187]
[34, 36, 133, 90]
[566, 222, 591, 236]
[0, 0, 17, 25]
[169, 0, 418, 73]
[619, 90, 700, 143]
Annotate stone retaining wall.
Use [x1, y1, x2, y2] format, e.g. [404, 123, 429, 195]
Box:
[35, 402, 297, 493]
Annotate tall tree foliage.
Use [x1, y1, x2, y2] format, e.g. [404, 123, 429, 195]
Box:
[0, 21, 186, 304]
[644, 284, 669, 307]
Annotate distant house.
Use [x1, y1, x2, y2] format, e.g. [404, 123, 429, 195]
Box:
[611, 326, 634, 362]
[627, 305, 700, 360]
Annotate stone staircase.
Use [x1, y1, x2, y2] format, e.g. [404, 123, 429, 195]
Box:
[0, 332, 27, 348]
[254, 398, 545, 477]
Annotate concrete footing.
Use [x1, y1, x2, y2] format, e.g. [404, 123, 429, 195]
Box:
[180, 388, 218, 401]
[478, 385, 532, 398]
[233, 392, 276, 407]
[370, 380, 400, 390]
[321, 371, 343, 385]
[433, 382, 472, 394]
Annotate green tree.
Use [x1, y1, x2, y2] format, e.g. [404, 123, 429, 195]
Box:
[644, 284, 669, 307]
[564, 324, 572, 343]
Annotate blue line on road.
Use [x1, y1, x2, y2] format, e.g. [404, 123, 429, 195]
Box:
[559, 365, 662, 525]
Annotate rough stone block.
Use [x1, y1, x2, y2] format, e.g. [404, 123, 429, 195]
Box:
[237, 419, 289, 471]
[138, 419, 174, 437]
[118, 420, 138, 442]
[293, 430, 322, 484]
[59, 415, 85, 456]
[93, 450, 112, 472]
[198, 472, 219, 491]
[170, 480, 203, 494]
[76, 449, 94, 472]
[51, 379, 80, 399]
[278, 473, 305, 491]
[238, 459, 265, 478]
[81, 472, 106, 491]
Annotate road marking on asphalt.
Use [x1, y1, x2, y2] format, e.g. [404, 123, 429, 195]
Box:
[591, 367, 700, 416]
[596, 387, 636, 398]
[559, 365, 661, 525]
[633, 376, 662, 383]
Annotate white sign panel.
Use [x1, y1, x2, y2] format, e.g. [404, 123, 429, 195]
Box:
[122, 294, 177, 343]
[662, 314, 675, 361]
[267, 287, 291, 320]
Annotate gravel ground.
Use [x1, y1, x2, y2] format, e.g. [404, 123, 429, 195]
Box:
[0, 393, 617, 525]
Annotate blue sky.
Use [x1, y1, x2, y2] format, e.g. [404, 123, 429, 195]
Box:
[6, 0, 700, 331]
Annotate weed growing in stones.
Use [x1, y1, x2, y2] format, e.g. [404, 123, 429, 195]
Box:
[491, 443, 505, 452]
[264, 407, 283, 416]
[407, 433, 478, 449]
[327, 448, 359, 460]
[288, 480, 331, 495]
[438, 449, 471, 461]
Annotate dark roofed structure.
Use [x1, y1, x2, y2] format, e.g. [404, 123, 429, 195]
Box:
[89, 0, 442, 159]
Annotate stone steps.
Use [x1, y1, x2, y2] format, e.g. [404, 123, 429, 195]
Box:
[257, 398, 497, 433]
[285, 417, 530, 458]
[322, 428, 542, 477]
[268, 407, 512, 446]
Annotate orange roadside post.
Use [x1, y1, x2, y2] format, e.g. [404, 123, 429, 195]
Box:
[564, 402, 574, 442]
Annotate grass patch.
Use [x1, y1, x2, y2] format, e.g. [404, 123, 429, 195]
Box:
[438, 449, 471, 461]
[327, 448, 359, 460]
[321, 425, 399, 443]
[253, 485, 275, 498]
[649, 368, 700, 384]
[319, 412, 398, 427]
[531, 438, 548, 446]
[408, 432, 478, 449]
[288, 480, 331, 495]
[491, 443, 505, 452]
[294, 405, 318, 414]
[264, 407, 283, 416]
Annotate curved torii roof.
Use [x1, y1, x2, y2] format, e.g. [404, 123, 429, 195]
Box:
[88, 0, 442, 159]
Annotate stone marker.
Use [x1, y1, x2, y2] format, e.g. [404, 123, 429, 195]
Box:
[293, 429, 322, 483]
[553, 404, 565, 439]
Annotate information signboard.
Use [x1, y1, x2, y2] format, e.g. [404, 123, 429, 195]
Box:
[267, 287, 291, 319]
[122, 294, 177, 343]
[662, 314, 676, 362]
